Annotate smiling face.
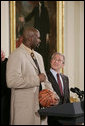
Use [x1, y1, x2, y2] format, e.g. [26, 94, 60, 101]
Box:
[51, 53, 65, 73]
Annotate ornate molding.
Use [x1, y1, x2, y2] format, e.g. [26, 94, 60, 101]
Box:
[10, 1, 16, 53]
[57, 1, 64, 54]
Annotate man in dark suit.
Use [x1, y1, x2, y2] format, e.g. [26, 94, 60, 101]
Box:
[47, 52, 70, 125]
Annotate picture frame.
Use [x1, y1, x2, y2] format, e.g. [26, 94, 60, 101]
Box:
[9, 1, 64, 54]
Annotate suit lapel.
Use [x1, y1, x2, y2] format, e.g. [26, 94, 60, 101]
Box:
[20, 44, 38, 71]
[60, 74, 67, 96]
[26, 53, 38, 71]
[48, 71, 61, 97]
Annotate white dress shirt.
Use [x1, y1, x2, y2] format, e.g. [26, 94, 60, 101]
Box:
[50, 68, 64, 92]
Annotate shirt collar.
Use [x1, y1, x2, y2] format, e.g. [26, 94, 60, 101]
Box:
[50, 68, 61, 76]
[50, 68, 58, 77]
[22, 43, 34, 54]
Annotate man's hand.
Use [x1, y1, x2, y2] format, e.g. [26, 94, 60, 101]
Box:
[38, 73, 46, 82]
[50, 93, 60, 106]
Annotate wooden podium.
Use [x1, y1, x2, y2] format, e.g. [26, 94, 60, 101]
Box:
[38, 101, 84, 125]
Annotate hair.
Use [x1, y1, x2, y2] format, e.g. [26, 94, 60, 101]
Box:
[51, 52, 65, 64]
[22, 27, 39, 44]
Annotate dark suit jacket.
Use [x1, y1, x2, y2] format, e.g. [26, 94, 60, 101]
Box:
[47, 71, 70, 104]
[47, 71, 70, 125]
[1, 58, 11, 125]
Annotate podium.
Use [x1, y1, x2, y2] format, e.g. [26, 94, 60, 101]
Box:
[38, 101, 84, 125]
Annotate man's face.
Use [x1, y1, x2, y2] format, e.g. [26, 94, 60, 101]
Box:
[51, 54, 64, 72]
[31, 31, 41, 49]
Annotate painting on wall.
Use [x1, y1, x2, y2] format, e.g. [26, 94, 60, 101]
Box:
[16, 1, 37, 43]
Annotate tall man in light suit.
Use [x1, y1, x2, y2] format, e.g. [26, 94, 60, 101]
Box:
[6, 27, 59, 125]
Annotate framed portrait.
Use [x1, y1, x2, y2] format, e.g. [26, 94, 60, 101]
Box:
[10, 1, 64, 54]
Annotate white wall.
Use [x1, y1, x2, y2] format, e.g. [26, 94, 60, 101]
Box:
[64, 1, 84, 96]
[79, 1, 84, 91]
[1, 1, 9, 58]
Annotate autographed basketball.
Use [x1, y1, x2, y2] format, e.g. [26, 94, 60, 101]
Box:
[39, 89, 59, 107]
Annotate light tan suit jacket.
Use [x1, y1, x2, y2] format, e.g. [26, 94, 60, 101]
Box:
[6, 44, 56, 125]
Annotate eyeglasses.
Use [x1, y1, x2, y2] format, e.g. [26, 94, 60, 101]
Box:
[53, 58, 64, 63]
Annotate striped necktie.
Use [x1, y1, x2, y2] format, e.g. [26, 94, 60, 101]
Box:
[57, 73, 63, 95]
[31, 52, 42, 91]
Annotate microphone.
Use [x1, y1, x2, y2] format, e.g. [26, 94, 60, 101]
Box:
[70, 87, 84, 101]
[75, 87, 84, 95]
[70, 87, 80, 95]
[70, 87, 84, 95]
[70, 87, 75, 92]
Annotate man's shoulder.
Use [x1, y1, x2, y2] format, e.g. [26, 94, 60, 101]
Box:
[46, 71, 53, 78]
[34, 51, 42, 57]
[60, 73, 69, 79]
[8, 46, 24, 59]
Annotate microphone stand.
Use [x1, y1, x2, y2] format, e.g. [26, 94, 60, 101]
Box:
[70, 87, 84, 101]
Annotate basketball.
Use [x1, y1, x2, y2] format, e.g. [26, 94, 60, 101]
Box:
[39, 89, 59, 107]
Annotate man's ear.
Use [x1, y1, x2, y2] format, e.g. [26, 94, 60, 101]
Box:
[29, 37, 32, 42]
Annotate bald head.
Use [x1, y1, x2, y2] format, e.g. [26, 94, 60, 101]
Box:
[23, 27, 38, 43]
[22, 27, 41, 49]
